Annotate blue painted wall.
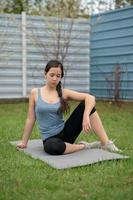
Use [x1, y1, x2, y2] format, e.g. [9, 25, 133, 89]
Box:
[90, 6, 133, 100]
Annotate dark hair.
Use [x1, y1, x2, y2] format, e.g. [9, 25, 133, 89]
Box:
[45, 60, 69, 113]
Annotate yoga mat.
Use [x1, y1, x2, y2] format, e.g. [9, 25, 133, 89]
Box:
[10, 139, 129, 169]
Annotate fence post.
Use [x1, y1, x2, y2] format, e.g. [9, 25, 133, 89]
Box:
[22, 11, 27, 97]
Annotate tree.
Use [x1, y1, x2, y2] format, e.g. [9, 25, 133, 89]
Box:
[80, 0, 133, 15]
[81, 0, 109, 15]
[31, 0, 81, 63]
[34, 0, 82, 18]
[28, 0, 90, 86]
[1, 0, 30, 14]
[115, 0, 133, 8]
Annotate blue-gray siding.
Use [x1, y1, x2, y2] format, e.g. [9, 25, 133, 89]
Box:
[90, 6, 133, 100]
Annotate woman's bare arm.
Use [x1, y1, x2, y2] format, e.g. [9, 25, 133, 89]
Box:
[17, 88, 37, 148]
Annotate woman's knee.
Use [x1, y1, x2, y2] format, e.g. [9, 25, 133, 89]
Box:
[43, 138, 66, 155]
[78, 101, 96, 115]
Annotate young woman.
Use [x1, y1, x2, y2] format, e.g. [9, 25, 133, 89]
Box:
[17, 60, 120, 155]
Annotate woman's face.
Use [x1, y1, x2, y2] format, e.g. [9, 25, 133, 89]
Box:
[45, 67, 62, 87]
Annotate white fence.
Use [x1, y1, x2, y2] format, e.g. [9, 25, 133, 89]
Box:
[0, 12, 90, 99]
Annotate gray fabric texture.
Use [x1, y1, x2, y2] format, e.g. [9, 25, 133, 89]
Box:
[10, 139, 129, 169]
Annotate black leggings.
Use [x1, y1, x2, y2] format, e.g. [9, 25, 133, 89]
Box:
[43, 101, 96, 155]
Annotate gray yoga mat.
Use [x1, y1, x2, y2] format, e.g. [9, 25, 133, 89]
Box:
[10, 139, 129, 169]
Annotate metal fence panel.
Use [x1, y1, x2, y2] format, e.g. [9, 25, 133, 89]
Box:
[0, 13, 90, 99]
[0, 14, 22, 98]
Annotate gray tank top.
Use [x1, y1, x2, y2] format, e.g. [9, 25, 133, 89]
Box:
[35, 89, 65, 140]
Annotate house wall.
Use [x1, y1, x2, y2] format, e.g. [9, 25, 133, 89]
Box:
[90, 6, 133, 100]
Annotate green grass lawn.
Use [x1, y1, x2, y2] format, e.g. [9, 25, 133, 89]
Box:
[0, 101, 133, 200]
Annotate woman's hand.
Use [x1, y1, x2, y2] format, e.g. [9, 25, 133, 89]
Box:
[82, 113, 92, 133]
[17, 142, 27, 149]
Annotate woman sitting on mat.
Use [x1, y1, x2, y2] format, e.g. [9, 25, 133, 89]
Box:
[17, 60, 120, 155]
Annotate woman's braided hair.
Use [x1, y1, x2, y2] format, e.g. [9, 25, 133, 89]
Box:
[45, 60, 69, 113]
